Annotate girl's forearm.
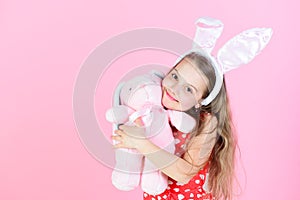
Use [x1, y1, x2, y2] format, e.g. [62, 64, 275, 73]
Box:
[136, 139, 200, 184]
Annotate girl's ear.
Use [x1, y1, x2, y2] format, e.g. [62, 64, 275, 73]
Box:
[195, 103, 201, 109]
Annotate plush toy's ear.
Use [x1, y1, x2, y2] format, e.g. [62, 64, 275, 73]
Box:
[112, 81, 125, 135]
[106, 105, 134, 124]
[113, 82, 125, 107]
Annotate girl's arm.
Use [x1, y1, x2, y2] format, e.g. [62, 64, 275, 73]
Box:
[113, 115, 218, 184]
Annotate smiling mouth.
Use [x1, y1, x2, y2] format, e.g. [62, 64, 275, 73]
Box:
[165, 89, 178, 102]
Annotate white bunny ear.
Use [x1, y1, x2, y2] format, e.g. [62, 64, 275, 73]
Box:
[174, 17, 224, 66]
[192, 16, 224, 54]
[217, 28, 273, 73]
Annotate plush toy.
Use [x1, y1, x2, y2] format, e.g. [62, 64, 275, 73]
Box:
[105, 70, 196, 195]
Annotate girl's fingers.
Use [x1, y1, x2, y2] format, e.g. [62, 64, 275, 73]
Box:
[114, 129, 124, 136]
[113, 143, 124, 149]
[119, 125, 134, 133]
[112, 130, 125, 148]
[111, 135, 122, 141]
[118, 125, 126, 130]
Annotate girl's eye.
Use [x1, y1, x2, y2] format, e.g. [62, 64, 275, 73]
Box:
[186, 87, 193, 93]
[171, 73, 178, 80]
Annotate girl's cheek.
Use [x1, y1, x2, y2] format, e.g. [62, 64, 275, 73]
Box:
[179, 95, 196, 109]
[162, 78, 171, 88]
[161, 78, 167, 87]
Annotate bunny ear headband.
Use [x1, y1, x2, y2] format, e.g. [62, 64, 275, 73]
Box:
[175, 17, 273, 106]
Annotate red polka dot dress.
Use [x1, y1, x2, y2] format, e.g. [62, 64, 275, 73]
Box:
[143, 126, 214, 200]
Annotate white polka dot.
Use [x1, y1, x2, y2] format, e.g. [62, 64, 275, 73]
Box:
[173, 188, 179, 192]
[184, 189, 190, 192]
[175, 138, 181, 144]
[200, 174, 205, 180]
[176, 182, 184, 186]
[195, 179, 200, 184]
[197, 194, 202, 198]
[168, 180, 173, 185]
[157, 196, 161, 200]
[152, 197, 156, 200]
[144, 193, 148, 197]
[182, 133, 187, 138]
[190, 193, 194, 198]
[178, 194, 185, 200]
[198, 188, 202, 192]
[163, 194, 167, 199]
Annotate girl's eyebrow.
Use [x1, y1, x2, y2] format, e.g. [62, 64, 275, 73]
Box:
[174, 68, 198, 92]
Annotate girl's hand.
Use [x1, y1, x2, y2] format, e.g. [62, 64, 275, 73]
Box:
[112, 125, 147, 149]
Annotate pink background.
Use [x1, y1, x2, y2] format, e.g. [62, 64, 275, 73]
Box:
[1, 0, 299, 199]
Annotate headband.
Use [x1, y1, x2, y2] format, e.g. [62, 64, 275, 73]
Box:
[175, 17, 273, 106]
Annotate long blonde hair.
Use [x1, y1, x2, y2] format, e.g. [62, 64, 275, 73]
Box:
[180, 52, 238, 200]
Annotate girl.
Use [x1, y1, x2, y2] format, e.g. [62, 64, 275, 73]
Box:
[113, 51, 237, 200]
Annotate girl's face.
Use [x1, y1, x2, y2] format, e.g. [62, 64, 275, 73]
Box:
[162, 58, 209, 111]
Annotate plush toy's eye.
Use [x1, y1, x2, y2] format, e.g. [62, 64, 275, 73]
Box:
[129, 88, 132, 91]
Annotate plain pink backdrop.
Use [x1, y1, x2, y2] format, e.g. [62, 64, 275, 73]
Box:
[1, 0, 299, 199]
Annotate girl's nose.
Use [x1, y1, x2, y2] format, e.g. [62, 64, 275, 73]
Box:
[167, 88, 177, 97]
[166, 78, 183, 94]
[168, 84, 180, 97]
